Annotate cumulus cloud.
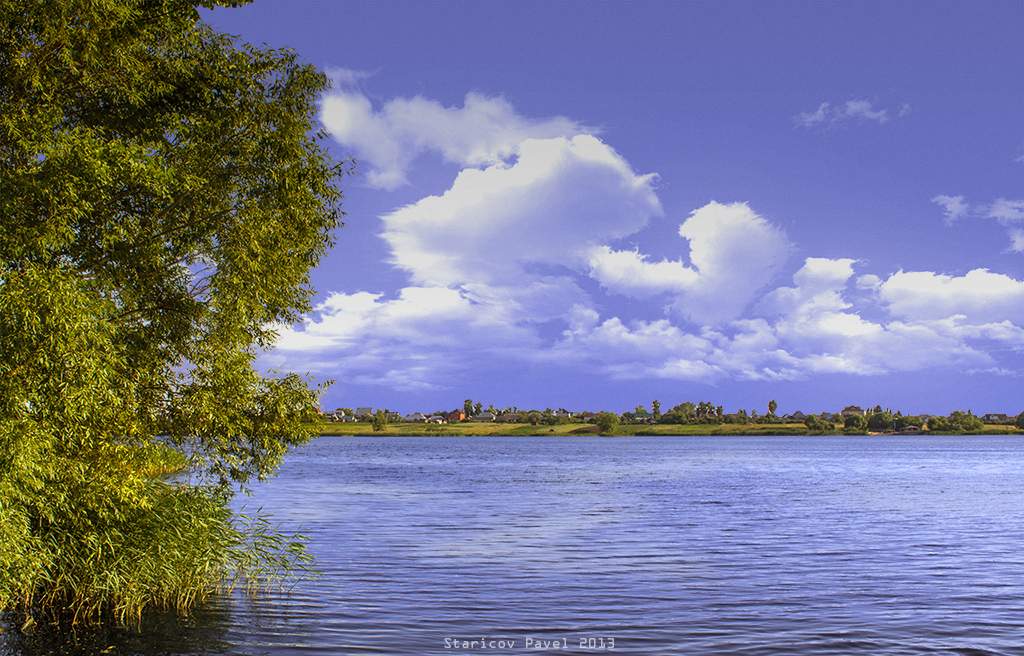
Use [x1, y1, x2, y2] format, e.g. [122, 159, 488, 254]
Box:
[267, 81, 1024, 393]
[879, 269, 1024, 324]
[373, 134, 661, 323]
[382, 135, 661, 286]
[320, 85, 585, 189]
[546, 255, 1023, 384]
[855, 274, 882, 291]
[794, 99, 910, 128]
[272, 287, 539, 391]
[271, 133, 667, 389]
[589, 202, 792, 324]
[756, 257, 855, 317]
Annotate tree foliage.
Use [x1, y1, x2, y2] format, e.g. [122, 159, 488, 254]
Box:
[803, 414, 835, 432]
[0, 0, 342, 624]
[927, 411, 984, 433]
[844, 414, 868, 431]
[594, 412, 620, 435]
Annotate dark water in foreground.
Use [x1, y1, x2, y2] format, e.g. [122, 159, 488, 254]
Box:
[6, 435, 1024, 655]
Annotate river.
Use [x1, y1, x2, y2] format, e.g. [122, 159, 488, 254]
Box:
[5, 435, 1024, 655]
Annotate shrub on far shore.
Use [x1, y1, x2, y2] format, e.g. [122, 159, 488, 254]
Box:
[594, 412, 620, 435]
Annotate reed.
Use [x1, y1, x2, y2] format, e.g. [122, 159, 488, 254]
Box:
[0, 445, 311, 629]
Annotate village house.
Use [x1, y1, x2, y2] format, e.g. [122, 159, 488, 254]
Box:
[982, 413, 1011, 424]
[402, 412, 427, 423]
[447, 410, 466, 422]
[471, 412, 497, 422]
[840, 405, 866, 417]
[354, 407, 374, 419]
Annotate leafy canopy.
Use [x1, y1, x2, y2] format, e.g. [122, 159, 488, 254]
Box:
[0, 0, 343, 623]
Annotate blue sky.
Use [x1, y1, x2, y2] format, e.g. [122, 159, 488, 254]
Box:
[205, 1, 1024, 415]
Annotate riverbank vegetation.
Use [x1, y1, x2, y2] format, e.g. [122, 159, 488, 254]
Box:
[319, 400, 1023, 437]
[317, 420, 1021, 437]
[1, 0, 340, 628]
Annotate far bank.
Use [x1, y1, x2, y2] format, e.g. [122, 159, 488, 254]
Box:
[315, 421, 1023, 438]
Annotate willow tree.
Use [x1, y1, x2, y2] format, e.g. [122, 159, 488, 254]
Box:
[0, 0, 343, 624]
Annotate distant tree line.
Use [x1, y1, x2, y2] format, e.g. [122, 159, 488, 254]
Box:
[329, 398, 1024, 435]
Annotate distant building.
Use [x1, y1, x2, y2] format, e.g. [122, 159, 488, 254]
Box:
[354, 407, 374, 418]
[447, 410, 466, 422]
[982, 413, 1011, 424]
[426, 415, 447, 424]
[471, 412, 497, 422]
[788, 411, 807, 420]
[840, 405, 866, 417]
[402, 412, 427, 422]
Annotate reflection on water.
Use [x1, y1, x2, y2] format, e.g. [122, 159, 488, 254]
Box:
[5, 435, 1024, 655]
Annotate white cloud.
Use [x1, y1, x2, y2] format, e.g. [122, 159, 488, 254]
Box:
[756, 257, 855, 317]
[589, 202, 792, 324]
[932, 194, 969, 224]
[376, 134, 661, 323]
[266, 82, 1024, 392]
[879, 269, 1024, 324]
[270, 133, 667, 389]
[795, 102, 830, 127]
[989, 198, 1024, 223]
[320, 86, 586, 189]
[272, 287, 540, 391]
[932, 194, 1024, 252]
[1010, 229, 1024, 253]
[548, 256, 1015, 383]
[855, 274, 882, 291]
[324, 66, 376, 87]
[585, 247, 697, 298]
[794, 99, 908, 128]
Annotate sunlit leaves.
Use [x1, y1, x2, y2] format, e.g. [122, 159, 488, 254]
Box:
[0, 0, 342, 624]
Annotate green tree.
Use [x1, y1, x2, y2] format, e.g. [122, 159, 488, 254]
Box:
[594, 412, 620, 435]
[768, 399, 778, 417]
[473, 401, 483, 416]
[1017, 412, 1024, 429]
[464, 399, 474, 417]
[804, 414, 834, 432]
[844, 414, 868, 431]
[652, 400, 661, 420]
[0, 0, 342, 624]
[372, 410, 389, 432]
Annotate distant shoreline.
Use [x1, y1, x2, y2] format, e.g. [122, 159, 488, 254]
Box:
[315, 422, 1022, 438]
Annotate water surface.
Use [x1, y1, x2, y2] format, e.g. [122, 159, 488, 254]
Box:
[6, 435, 1024, 655]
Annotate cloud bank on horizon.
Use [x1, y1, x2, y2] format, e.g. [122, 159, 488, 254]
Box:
[263, 74, 1024, 397]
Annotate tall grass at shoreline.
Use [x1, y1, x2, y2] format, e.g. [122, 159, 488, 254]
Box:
[1, 445, 311, 630]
